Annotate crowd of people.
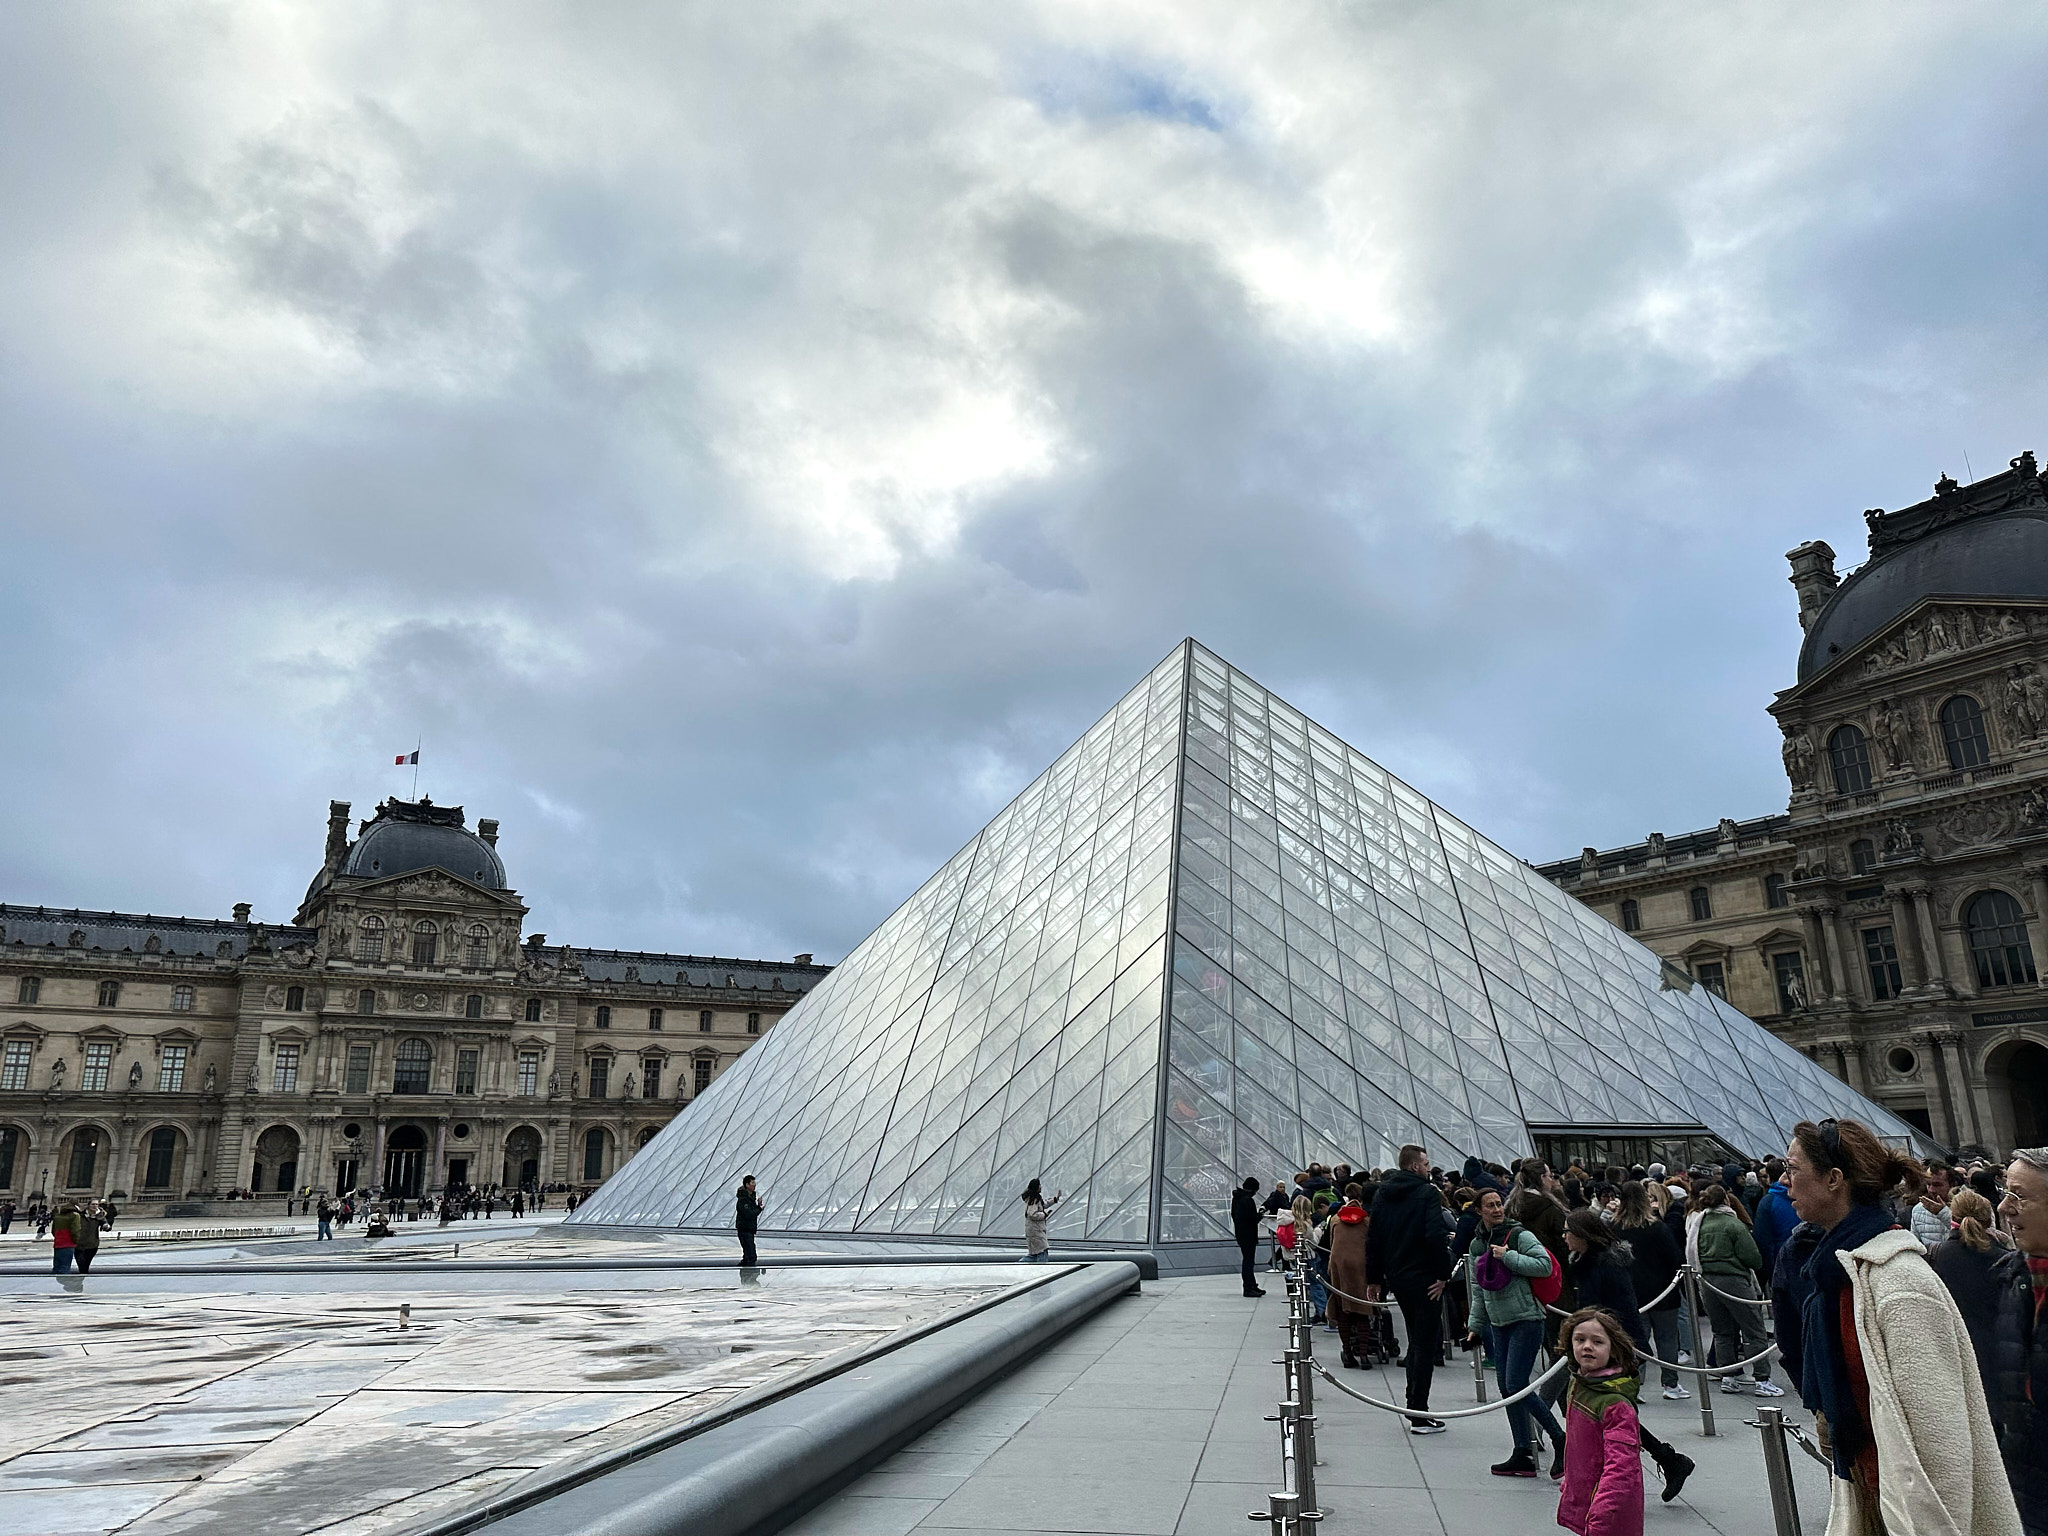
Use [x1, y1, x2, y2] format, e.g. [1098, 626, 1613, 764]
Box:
[1229, 1126, 2048, 1535]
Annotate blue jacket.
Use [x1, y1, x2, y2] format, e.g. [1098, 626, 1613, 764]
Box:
[1753, 1182, 1797, 1273]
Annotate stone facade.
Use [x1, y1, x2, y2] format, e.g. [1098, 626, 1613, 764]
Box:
[0, 796, 829, 1209]
[1540, 454, 2048, 1156]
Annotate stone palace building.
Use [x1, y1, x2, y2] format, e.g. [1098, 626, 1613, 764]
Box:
[0, 796, 829, 1211]
[1538, 452, 2048, 1156]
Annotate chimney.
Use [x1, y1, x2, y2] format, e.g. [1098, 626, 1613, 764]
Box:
[477, 818, 499, 847]
[324, 801, 351, 872]
[1786, 541, 1839, 631]
[232, 902, 252, 923]
[794, 953, 813, 966]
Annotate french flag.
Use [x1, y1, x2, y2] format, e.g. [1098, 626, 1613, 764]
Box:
[395, 750, 419, 765]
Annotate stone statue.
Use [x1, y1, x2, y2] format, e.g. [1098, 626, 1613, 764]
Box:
[548, 1069, 561, 1096]
[1782, 728, 1817, 790]
[1925, 613, 1955, 654]
[1646, 832, 1666, 859]
[2015, 450, 2039, 482]
[1881, 818, 1921, 857]
[622, 1072, 637, 1098]
[49, 1057, 65, 1089]
[2025, 667, 2048, 743]
[204, 1064, 217, 1092]
[1579, 847, 1599, 879]
[1873, 699, 1912, 771]
[1717, 817, 1740, 847]
[128, 1061, 143, 1088]
[2022, 786, 2048, 831]
[570, 1070, 580, 1097]
[1784, 971, 1810, 1011]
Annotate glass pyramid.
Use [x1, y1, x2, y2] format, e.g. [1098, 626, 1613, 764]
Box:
[574, 641, 1924, 1250]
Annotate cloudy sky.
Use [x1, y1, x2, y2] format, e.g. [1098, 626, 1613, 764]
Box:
[4, 4, 2046, 963]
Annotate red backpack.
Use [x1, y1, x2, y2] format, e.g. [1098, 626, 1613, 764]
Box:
[1530, 1247, 1564, 1308]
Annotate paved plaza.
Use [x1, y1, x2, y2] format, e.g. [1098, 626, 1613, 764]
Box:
[787, 1271, 1831, 1536]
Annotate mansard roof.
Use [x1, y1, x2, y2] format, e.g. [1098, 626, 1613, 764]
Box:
[565, 945, 832, 994]
[0, 904, 313, 959]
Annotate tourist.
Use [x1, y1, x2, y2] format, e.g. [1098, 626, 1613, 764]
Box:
[1325, 1189, 1374, 1369]
[1555, 1307, 1644, 1535]
[316, 1197, 333, 1240]
[1991, 1148, 2048, 1533]
[1462, 1185, 1567, 1478]
[99, 1197, 117, 1230]
[0, 1197, 13, 1235]
[1909, 1159, 1955, 1250]
[1614, 1181, 1687, 1404]
[1927, 1186, 2011, 1407]
[1306, 1193, 1332, 1322]
[1777, 1118, 2017, 1535]
[1232, 1177, 1267, 1297]
[72, 1201, 102, 1274]
[1508, 1158, 1569, 1265]
[1751, 1158, 1797, 1275]
[1690, 1185, 1780, 1397]
[1021, 1179, 1062, 1263]
[735, 1174, 761, 1267]
[1365, 1143, 1454, 1434]
[49, 1199, 79, 1274]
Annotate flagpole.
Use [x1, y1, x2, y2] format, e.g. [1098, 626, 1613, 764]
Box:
[412, 739, 421, 799]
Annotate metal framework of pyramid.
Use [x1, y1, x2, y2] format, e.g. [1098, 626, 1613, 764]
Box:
[574, 641, 1924, 1251]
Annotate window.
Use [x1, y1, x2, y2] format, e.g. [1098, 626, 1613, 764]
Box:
[465, 993, 484, 1020]
[158, 1044, 187, 1092]
[1618, 900, 1641, 933]
[648, 1008, 663, 1031]
[282, 985, 302, 1012]
[0, 1125, 13, 1187]
[356, 914, 385, 963]
[1862, 926, 1903, 1001]
[345, 1043, 372, 1093]
[16, 976, 38, 1004]
[1967, 890, 2039, 989]
[394, 1038, 432, 1094]
[82, 1041, 113, 1092]
[595, 1005, 611, 1029]
[96, 980, 120, 1009]
[173, 984, 196, 1012]
[1693, 961, 1727, 999]
[746, 1012, 760, 1035]
[517, 1050, 540, 1096]
[583, 1127, 607, 1181]
[356, 989, 376, 1015]
[588, 1057, 610, 1099]
[1, 1041, 30, 1090]
[699, 1010, 713, 1032]
[273, 1044, 300, 1093]
[67, 1128, 100, 1188]
[525, 997, 543, 1022]
[694, 1057, 713, 1094]
[642, 1059, 661, 1098]
[1688, 887, 1712, 922]
[1850, 838, 1877, 876]
[1941, 695, 1992, 771]
[143, 1126, 177, 1189]
[455, 1047, 480, 1095]
[1764, 873, 1789, 909]
[1771, 951, 1808, 1012]
[466, 925, 490, 970]
[1828, 724, 1873, 794]
[411, 921, 437, 967]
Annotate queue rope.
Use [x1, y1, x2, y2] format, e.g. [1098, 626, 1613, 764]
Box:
[1310, 1350, 1572, 1420]
[1695, 1273, 1775, 1308]
[1779, 1417, 1834, 1469]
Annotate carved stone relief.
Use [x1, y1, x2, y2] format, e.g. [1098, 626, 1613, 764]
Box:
[1860, 605, 2034, 679]
[1938, 802, 2014, 851]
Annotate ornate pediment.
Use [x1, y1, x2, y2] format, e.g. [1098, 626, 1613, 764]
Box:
[1847, 600, 2040, 683]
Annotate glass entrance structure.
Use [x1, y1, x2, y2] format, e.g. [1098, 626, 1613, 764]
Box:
[572, 641, 1927, 1256]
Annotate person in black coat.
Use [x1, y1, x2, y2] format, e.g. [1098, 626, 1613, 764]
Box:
[1231, 1177, 1267, 1298]
[734, 1176, 761, 1267]
[1615, 1182, 1687, 1397]
[1925, 1188, 2011, 1419]
[1365, 1145, 1455, 1428]
[1987, 1151, 2048, 1534]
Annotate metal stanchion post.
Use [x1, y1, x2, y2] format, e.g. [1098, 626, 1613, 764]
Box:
[1295, 1351, 1319, 1520]
[1472, 1332, 1488, 1404]
[1249, 1490, 1299, 1535]
[1754, 1405, 1802, 1536]
[1683, 1266, 1716, 1438]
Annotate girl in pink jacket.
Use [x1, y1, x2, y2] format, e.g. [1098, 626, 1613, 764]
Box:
[1556, 1307, 1644, 1536]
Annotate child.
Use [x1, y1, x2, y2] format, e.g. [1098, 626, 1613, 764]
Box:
[1556, 1306, 1644, 1536]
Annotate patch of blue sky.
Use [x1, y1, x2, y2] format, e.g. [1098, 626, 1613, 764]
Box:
[1020, 50, 1229, 133]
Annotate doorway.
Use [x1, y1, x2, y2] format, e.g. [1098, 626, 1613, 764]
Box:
[447, 1157, 469, 1189]
[384, 1125, 428, 1197]
[504, 1126, 541, 1189]
[2010, 1043, 2048, 1149]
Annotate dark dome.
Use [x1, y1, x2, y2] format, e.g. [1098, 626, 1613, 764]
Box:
[1798, 509, 2048, 681]
[341, 802, 507, 889]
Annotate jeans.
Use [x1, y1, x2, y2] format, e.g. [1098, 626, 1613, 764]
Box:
[1646, 1303, 1683, 1389]
[1238, 1235, 1260, 1292]
[1392, 1283, 1441, 1411]
[1677, 1297, 1696, 1356]
[739, 1230, 758, 1266]
[318, 1218, 332, 1239]
[53, 1247, 74, 1274]
[1702, 1271, 1772, 1381]
[1482, 1319, 1565, 1451]
[1307, 1253, 1328, 1318]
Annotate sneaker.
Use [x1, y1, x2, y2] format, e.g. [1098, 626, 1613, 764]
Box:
[1659, 1451, 1695, 1504]
[1718, 1376, 1748, 1395]
[1662, 1384, 1691, 1400]
[1751, 1379, 1785, 1398]
[1490, 1449, 1538, 1478]
[1677, 1350, 1693, 1365]
[1408, 1417, 1448, 1435]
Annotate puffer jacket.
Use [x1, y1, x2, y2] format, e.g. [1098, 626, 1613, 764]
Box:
[1557, 1368, 1644, 1536]
[1466, 1222, 1553, 1330]
[1694, 1207, 1763, 1280]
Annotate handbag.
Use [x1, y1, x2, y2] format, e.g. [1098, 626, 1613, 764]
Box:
[1473, 1249, 1511, 1290]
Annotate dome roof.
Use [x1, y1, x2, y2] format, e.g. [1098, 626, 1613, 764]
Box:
[339, 799, 507, 890]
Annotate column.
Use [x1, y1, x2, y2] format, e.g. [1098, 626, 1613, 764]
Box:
[1936, 1031, 1985, 1148]
[1911, 888, 1949, 990]
[2029, 868, 2048, 981]
[1841, 1041, 1870, 1094]
[1916, 1032, 1964, 1146]
[1801, 908, 1835, 1000]
[1890, 891, 1927, 989]
[1818, 906, 1852, 1004]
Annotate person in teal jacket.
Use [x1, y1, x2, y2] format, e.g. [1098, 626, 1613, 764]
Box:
[1462, 1185, 1568, 1477]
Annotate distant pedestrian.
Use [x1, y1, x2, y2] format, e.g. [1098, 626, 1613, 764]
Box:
[316, 1198, 333, 1240]
[50, 1200, 79, 1275]
[1365, 1144, 1453, 1434]
[0, 1198, 13, 1235]
[73, 1203, 101, 1274]
[1556, 1306, 1645, 1536]
[1909, 1159, 1955, 1250]
[1021, 1179, 1063, 1262]
[735, 1175, 761, 1267]
[1231, 1177, 1266, 1298]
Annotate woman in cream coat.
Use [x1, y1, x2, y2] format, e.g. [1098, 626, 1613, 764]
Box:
[1776, 1117, 2019, 1536]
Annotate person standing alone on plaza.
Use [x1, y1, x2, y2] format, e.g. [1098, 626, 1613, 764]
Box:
[1366, 1143, 1452, 1434]
[72, 1202, 101, 1274]
[735, 1175, 761, 1268]
[1021, 1179, 1063, 1262]
[1231, 1177, 1267, 1298]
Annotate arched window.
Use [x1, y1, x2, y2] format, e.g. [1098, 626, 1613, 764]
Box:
[1966, 890, 2039, 989]
[464, 993, 483, 1020]
[1940, 695, 1992, 770]
[525, 997, 542, 1022]
[356, 915, 385, 963]
[284, 985, 303, 1012]
[465, 925, 490, 970]
[1850, 838, 1876, 876]
[1688, 887, 1712, 922]
[1619, 900, 1641, 933]
[411, 921, 438, 967]
[1828, 725, 1873, 795]
[393, 1038, 432, 1094]
[583, 1127, 608, 1181]
[1764, 873, 1789, 909]
[356, 988, 376, 1016]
